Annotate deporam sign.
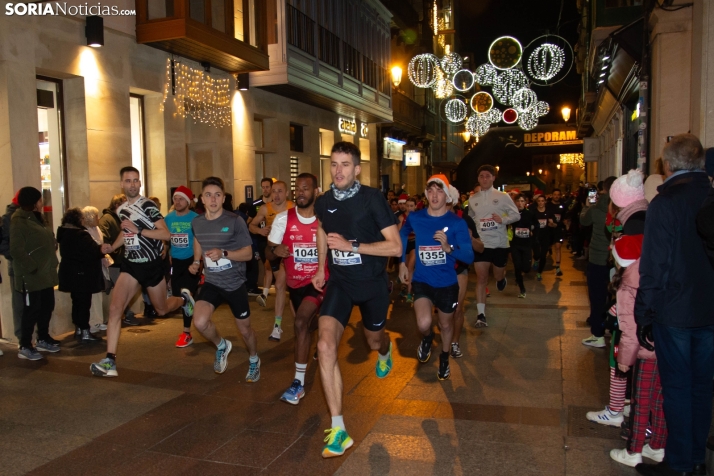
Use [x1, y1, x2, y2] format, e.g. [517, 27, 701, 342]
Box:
[524, 130, 582, 147]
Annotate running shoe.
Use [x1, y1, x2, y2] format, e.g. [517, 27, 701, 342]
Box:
[417, 334, 433, 363]
[405, 293, 414, 304]
[175, 332, 193, 348]
[247, 287, 262, 297]
[641, 444, 664, 463]
[585, 406, 623, 427]
[450, 342, 463, 358]
[555, 267, 563, 277]
[376, 342, 393, 378]
[90, 358, 118, 377]
[246, 357, 261, 382]
[280, 379, 305, 405]
[43, 336, 61, 346]
[36, 340, 60, 353]
[496, 278, 507, 291]
[581, 335, 606, 348]
[18, 347, 43, 361]
[90, 323, 107, 334]
[518, 291, 527, 299]
[486, 288, 491, 297]
[180, 289, 195, 317]
[474, 314, 488, 328]
[322, 427, 354, 458]
[437, 356, 450, 380]
[536, 273, 542, 281]
[268, 325, 282, 342]
[256, 294, 268, 307]
[609, 448, 642, 467]
[214, 339, 233, 374]
[123, 313, 140, 326]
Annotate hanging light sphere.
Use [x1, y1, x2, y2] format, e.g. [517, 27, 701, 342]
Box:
[492, 69, 529, 106]
[408, 54, 440, 88]
[503, 108, 518, 124]
[444, 97, 469, 123]
[518, 109, 539, 130]
[486, 107, 502, 124]
[488, 36, 523, 70]
[470, 91, 494, 114]
[440, 52, 463, 75]
[465, 115, 478, 135]
[534, 100, 550, 117]
[511, 88, 538, 113]
[527, 43, 566, 81]
[473, 63, 498, 86]
[452, 69, 475, 92]
[433, 68, 454, 99]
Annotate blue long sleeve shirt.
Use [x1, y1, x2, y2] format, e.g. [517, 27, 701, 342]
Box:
[400, 209, 474, 287]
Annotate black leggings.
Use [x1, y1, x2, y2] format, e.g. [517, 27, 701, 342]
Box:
[533, 236, 550, 273]
[70, 291, 93, 330]
[511, 246, 531, 288]
[21, 287, 55, 348]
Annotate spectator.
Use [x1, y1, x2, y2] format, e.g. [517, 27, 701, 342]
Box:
[644, 158, 665, 203]
[10, 187, 60, 360]
[1, 190, 23, 344]
[223, 192, 234, 211]
[580, 175, 617, 348]
[57, 208, 103, 344]
[634, 133, 714, 476]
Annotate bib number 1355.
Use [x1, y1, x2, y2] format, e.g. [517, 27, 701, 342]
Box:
[419, 245, 446, 266]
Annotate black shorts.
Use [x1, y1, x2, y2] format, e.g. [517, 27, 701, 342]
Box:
[196, 282, 251, 319]
[288, 283, 324, 313]
[553, 229, 564, 243]
[320, 277, 390, 332]
[268, 257, 282, 272]
[120, 259, 165, 288]
[256, 238, 267, 262]
[473, 247, 509, 268]
[171, 257, 200, 296]
[455, 261, 470, 275]
[412, 281, 460, 314]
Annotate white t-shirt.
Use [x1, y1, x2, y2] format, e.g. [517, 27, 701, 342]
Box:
[268, 209, 317, 244]
[467, 188, 520, 249]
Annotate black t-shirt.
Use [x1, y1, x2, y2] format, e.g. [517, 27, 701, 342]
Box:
[249, 197, 268, 241]
[532, 208, 554, 240]
[315, 185, 397, 282]
[510, 209, 534, 247]
[547, 202, 566, 228]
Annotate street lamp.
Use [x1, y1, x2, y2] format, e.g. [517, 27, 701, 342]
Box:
[462, 130, 471, 142]
[526, 171, 530, 176]
[556, 163, 561, 170]
[561, 106, 571, 123]
[391, 66, 402, 88]
[538, 168, 543, 175]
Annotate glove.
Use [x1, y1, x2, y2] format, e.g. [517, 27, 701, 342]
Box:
[636, 323, 655, 352]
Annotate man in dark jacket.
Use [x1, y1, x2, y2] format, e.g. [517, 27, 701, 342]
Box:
[1, 191, 23, 343]
[634, 134, 714, 476]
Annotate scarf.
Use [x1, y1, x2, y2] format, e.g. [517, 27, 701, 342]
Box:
[331, 180, 361, 201]
[616, 199, 649, 226]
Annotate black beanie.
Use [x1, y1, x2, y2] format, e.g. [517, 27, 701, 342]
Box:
[18, 187, 42, 208]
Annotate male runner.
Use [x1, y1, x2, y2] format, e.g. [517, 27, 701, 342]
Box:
[188, 177, 260, 379]
[164, 186, 200, 347]
[399, 175, 473, 380]
[267, 173, 325, 404]
[245, 177, 273, 295]
[91, 167, 194, 377]
[312, 141, 401, 458]
[467, 165, 520, 327]
[547, 188, 565, 277]
[249, 181, 294, 341]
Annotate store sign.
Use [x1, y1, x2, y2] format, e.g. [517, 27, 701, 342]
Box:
[339, 118, 357, 135]
[360, 123, 368, 137]
[523, 130, 582, 147]
[383, 138, 404, 160]
[405, 150, 421, 166]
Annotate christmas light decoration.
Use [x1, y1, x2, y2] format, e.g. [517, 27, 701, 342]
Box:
[470, 91, 493, 114]
[534, 100, 550, 117]
[473, 63, 498, 86]
[488, 36, 523, 70]
[444, 97, 468, 123]
[160, 58, 232, 127]
[452, 69, 474, 91]
[511, 88, 537, 113]
[492, 69, 529, 106]
[503, 108, 518, 124]
[432, 67, 453, 98]
[408, 54, 440, 88]
[560, 153, 584, 167]
[441, 52, 463, 75]
[518, 109, 538, 130]
[527, 43, 565, 81]
[486, 107, 502, 124]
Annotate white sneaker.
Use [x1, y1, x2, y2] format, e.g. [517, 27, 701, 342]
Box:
[582, 335, 606, 348]
[256, 294, 267, 307]
[268, 325, 282, 342]
[609, 448, 642, 467]
[642, 444, 665, 462]
[623, 404, 631, 418]
[90, 323, 107, 334]
[586, 406, 623, 427]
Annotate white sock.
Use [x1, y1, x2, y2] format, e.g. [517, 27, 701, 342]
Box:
[217, 338, 226, 350]
[477, 303, 486, 315]
[331, 415, 345, 430]
[378, 342, 391, 361]
[294, 362, 307, 385]
[249, 353, 259, 363]
[262, 287, 269, 297]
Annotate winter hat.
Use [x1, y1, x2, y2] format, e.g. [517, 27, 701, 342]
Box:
[11, 189, 20, 206]
[398, 193, 409, 204]
[18, 186, 42, 208]
[612, 234, 644, 268]
[610, 169, 645, 208]
[173, 185, 195, 204]
[426, 174, 460, 204]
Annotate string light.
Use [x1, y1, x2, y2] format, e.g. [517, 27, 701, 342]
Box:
[560, 153, 584, 167]
[408, 53, 440, 88]
[492, 69, 529, 106]
[511, 88, 537, 113]
[452, 69, 475, 91]
[473, 63, 498, 86]
[527, 43, 565, 81]
[517, 109, 539, 130]
[440, 52, 463, 75]
[432, 67, 453, 98]
[534, 100, 550, 117]
[445, 97, 468, 123]
[488, 36, 523, 70]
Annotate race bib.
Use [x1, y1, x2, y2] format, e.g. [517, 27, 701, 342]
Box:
[515, 227, 530, 239]
[204, 256, 232, 272]
[331, 249, 362, 266]
[293, 243, 318, 264]
[124, 232, 140, 251]
[418, 245, 446, 266]
[171, 233, 189, 248]
[538, 218, 547, 229]
[479, 218, 498, 232]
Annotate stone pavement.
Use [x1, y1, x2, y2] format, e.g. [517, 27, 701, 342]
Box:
[0, 256, 646, 475]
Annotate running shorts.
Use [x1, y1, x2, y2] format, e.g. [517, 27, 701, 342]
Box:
[171, 256, 201, 296]
[196, 282, 251, 319]
[473, 247, 509, 268]
[320, 276, 390, 332]
[455, 261, 470, 275]
[411, 281, 459, 314]
[120, 259, 165, 289]
[552, 228, 564, 243]
[287, 283, 324, 313]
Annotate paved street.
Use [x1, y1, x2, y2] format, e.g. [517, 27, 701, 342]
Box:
[0, 257, 642, 475]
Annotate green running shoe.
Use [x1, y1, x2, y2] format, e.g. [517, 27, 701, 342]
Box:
[322, 427, 354, 458]
[90, 357, 118, 377]
[180, 288, 195, 317]
[376, 342, 393, 378]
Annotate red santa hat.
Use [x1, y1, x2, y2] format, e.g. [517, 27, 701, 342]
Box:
[398, 193, 409, 204]
[173, 185, 195, 204]
[426, 174, 460, 204]
[612, 234, 644, 268]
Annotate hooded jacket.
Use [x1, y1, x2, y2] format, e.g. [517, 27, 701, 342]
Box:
[9, 208, 59, 292]
[98, 207, 123, 267]
[580, 193, 611, 266]
[57, 225, 105, 294]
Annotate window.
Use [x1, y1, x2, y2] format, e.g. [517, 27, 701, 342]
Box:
[290, 124, 304, 152]
[234, 0, 244, 41]
[212, 0, 226, 32]
[130, 95, 147, 195]
[37, 78, 67, 231]
[290, 157, 299, 198]
[189, 0, 205, 22]
[148, 0, 174, 19]
[319, 129, 334, 191]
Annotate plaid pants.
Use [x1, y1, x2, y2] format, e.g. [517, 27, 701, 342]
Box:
[628, 358, 667, 453]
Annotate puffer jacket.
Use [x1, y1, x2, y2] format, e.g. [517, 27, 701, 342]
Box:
[9, 208, 59, 292]
[616, 258, 655, 366]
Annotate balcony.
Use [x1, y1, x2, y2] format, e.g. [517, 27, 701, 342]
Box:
[135, 0, 269, 73]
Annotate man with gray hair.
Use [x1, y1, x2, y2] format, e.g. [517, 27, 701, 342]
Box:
[634, 133, 714, 476]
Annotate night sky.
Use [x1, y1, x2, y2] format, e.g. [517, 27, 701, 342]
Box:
[456, 0, 582, 125]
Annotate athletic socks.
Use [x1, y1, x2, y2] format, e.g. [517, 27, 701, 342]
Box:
[274, 316, 282, 328]
[331, 415, 345, 431]
[262, 288, 269, 297]
[476, 303, 486, 315]
[440, 351, 449, 361]
[378, 351, 390, 362]
[295, 362, 307, 385]
[217, 338, 226, 351]
[106, 352, 116, 361]
[249, 354, 259, 364]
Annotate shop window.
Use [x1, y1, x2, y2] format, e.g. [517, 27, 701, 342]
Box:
[130, 95, 147, 195]
[37, 78, 67, 231]
[290, 124, 304, 152]
[290, 157, 299, 198]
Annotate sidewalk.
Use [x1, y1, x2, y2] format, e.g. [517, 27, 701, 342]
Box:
[0, 255, 636, 475]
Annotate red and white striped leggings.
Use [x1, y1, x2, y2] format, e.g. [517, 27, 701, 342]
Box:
[609, 367, 627, 412]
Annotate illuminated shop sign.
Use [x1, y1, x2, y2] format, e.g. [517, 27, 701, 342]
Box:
[339, 118, 357, 134]
[360, 123, 369, 137]
[405, 150, 421, 166]
[523, 130, 582, 147]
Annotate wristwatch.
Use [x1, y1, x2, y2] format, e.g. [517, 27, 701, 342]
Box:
[222, 249, 228, 258]
[447, 244, 455, 254]
[352, 241, 361, 253]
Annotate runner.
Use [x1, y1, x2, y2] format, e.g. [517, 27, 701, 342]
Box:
[509, 193, 534, 297]
[249, 181, 294, 341]
[399, 175, 473, 379]
[547, 189, 566, 276]
[532, 195, 556, 281]
[467, 165, 520, 327]
[267, 173, 325, 404]
[188, 177, 260, 379]
[91, 167, 194, 377]
[245, 177, 273, 295]
[312, 141, 401, 458]
[164, 186, 200, 347]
